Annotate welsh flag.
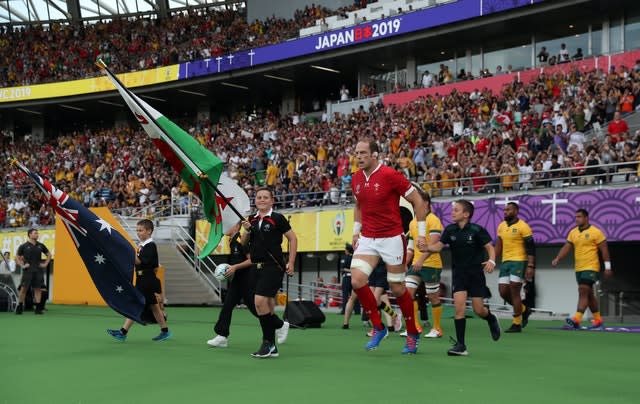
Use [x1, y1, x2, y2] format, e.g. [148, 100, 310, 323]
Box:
[97, 60, 224, 258]
[490, 111, 511, 128]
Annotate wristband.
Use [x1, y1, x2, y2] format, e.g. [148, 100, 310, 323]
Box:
[527, 264, 535, 268]
[488, 259, 496, 265]
[417, 221, 427, 237]
[604, 261, 611, 270]
[353, 221, 362, 236]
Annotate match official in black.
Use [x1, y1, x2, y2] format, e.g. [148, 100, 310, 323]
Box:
[15, 228, 51, 315]
[241, 187, 297, 359]
[207, 221, 256, 347]
[425, 199, 501, 356]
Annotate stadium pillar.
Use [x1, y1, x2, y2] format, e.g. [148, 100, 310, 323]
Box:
[155, 0, 169, 20]
[30, 116, 44, 143]
[197, 102, 210, 122]
[66, 0, 80, 22]
[601, 19, 610, 55]
[406, 57, 416, 89]
[465, 49, 472, 75]
[357, 67, 369, 97]
[280, 85, 295, 116]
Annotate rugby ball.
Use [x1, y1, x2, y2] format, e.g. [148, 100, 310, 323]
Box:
[214, 263, 230, 281]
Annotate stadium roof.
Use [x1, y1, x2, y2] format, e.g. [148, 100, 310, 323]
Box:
[0, 0, 244, 25]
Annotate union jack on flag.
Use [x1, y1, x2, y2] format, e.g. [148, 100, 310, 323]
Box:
[12, 159, 147, 324]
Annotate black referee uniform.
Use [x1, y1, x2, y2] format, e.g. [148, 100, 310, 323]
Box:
[440, 222, 493, 297]
[247, 209, 291, 353]
[440, 221, 500, 354]
[17, 241, 49, 291]
[213, 232, 257, 338]
[247, 211, 290, 297]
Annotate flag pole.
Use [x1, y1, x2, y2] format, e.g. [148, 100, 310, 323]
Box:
[95, 60, 246, 223]
[96, 61, 287, 272]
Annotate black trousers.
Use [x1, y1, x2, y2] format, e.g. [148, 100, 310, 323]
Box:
[341, 275, 360, 314]
[214, 269, 258, 337]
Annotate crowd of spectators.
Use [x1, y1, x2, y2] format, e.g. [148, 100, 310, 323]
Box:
[1, 64, 640, 228]
[0, 2, 372, 87]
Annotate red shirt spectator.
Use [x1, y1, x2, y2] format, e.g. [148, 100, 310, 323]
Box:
[607, 112, 629, 144]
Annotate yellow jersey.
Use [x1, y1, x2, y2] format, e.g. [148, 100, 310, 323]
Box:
[408, 213, 443, 269]
[497, 219, 533, 262]
[567, 225, 606, 272]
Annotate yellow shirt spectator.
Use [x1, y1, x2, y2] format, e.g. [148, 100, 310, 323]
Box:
[317, 145, 327, 163]
[266, 162, 279, 186]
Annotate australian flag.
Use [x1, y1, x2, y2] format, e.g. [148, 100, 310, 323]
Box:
[13, 159, 147, 324]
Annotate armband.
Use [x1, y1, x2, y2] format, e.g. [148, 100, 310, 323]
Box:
[417, 221, 427, 237]
[353, 221, 362, 236]
[604, 261, 611, 270]
[488, 259, 496, 265]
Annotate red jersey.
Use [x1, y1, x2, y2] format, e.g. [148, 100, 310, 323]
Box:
[352, 164, 413, 238]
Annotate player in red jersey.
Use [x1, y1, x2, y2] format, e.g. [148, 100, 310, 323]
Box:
[350, 139, 427, 354]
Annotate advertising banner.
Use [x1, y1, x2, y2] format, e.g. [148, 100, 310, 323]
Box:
[178, 0, 543, 80]
[0, 65, 179, 103]
[199, 188, 640, 254]
[0, 228, 55, 257]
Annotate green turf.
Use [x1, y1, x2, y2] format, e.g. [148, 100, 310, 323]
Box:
[0, 305, 638, 404]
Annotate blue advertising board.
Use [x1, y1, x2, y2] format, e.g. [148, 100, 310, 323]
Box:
[178, 0, 543, 80]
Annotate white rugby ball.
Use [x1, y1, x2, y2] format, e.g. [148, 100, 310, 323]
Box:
[214, 263, 230, 281]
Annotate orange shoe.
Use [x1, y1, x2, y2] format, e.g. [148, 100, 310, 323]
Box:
[590, 319, 604, 329]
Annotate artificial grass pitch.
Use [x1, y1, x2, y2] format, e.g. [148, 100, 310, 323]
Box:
[0, 305, 638, 404]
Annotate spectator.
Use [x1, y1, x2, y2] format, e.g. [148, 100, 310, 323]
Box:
[537, 46, 549, 65]
[340, 84, 350, 101]
[558, 43, 570, 64]
[608, 111, 629, 144]
[572, 47, 584, 61]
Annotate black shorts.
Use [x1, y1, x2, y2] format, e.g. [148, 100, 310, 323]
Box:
[253, 263, 284, 297]
[20, 269, 45, 289]
[452, 267, 490, 298]
[136, 274, 161, 305]
[368, 265, 389, 289]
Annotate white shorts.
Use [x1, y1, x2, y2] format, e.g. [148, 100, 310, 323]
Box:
[355, 234, 406, 266]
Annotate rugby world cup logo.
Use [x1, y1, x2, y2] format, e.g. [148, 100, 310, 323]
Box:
[333, 212, 346, 236]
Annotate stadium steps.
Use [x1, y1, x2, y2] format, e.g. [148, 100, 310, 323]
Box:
[157, 243, 220, 306]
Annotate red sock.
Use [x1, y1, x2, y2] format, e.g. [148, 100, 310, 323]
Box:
[396, 288, 418, 335]
[354, 286, 383, 330]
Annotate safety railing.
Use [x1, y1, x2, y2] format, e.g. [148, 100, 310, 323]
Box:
[170, 223, 223, 297]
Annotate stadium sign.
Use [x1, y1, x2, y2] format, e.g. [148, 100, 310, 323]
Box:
[179, 0, 544, 80]
[314, 19, 402, 50]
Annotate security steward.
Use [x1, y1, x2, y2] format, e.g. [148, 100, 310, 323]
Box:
[241, 187, 297, 358]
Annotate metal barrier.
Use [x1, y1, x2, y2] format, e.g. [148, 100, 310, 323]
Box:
[170, 223, 223, 296]
[115, 211, 223, 298]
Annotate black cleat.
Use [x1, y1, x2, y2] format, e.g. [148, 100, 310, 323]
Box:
[342, 324, 349, 329]
[488, 314, 501, 341]
[15, 303, 23, 315]
[251, 340, 279, 358]
[447, 337, 468, 356]
[505, 323, 522, 333]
